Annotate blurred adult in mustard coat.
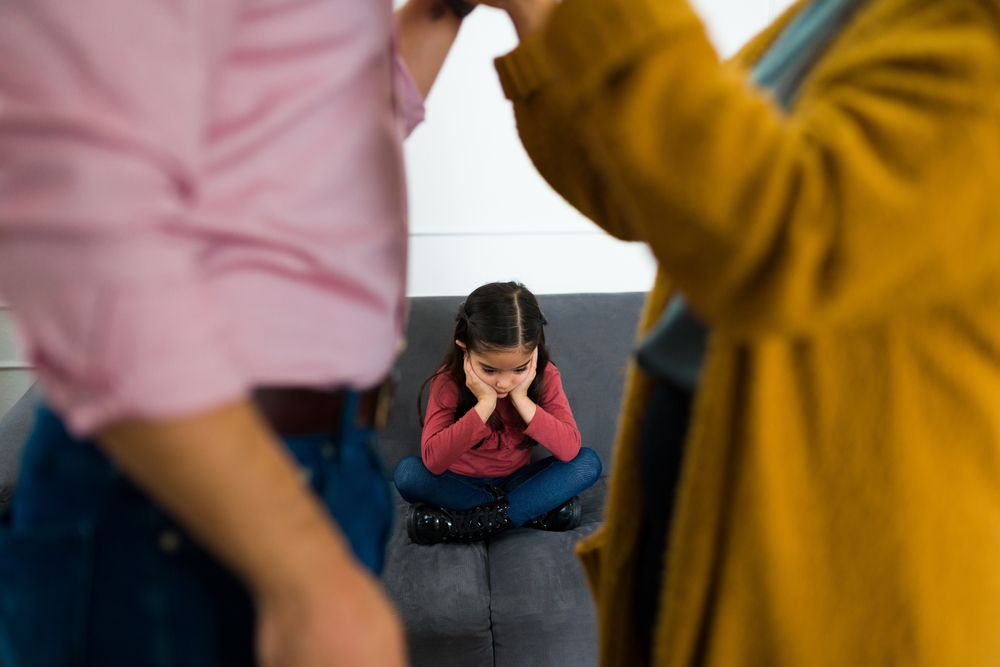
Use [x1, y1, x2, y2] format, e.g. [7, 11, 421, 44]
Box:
[478, 0, 1000, 664]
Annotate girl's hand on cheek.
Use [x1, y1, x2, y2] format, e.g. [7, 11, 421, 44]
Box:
[510, 348, 538, 401]
[464, 354, 498, 419]
[510, 348, 539, 424]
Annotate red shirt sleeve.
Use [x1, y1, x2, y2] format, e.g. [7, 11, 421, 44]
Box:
[523, 363, 582, 462]
[420, 372, 492, 475]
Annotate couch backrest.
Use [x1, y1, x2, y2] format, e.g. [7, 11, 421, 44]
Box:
[0, 293, 646, 506]
[0, 384, 40, 511]
[378, 292, 646, 476]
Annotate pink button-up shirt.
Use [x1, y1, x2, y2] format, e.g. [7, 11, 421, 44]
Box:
[0, 0, 424, 436]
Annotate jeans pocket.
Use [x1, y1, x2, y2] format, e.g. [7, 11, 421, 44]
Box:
[0, 521, 94, 667]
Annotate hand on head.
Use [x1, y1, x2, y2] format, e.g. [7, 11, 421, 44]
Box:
[470, 0, 557, 40]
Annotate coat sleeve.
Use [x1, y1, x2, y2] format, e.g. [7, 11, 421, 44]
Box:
[496, 0, 1000, 337]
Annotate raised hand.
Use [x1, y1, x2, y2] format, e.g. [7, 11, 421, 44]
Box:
[471, 0, 557, 40]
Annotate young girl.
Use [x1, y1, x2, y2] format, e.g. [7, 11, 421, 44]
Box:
[394, 281, 602, 544]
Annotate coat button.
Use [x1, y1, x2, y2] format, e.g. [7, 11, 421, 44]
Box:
[159, 529, 182, 554]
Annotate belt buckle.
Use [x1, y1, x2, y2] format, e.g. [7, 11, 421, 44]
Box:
[373, 373, 396, 431]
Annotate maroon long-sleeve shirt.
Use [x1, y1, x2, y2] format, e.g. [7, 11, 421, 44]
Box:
[421, 363, 582, 477]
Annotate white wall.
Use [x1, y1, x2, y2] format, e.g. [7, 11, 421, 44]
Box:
[404, 0, 798, 297]
[0, 0, 797, 417]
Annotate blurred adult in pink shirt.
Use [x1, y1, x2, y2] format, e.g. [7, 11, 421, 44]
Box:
[0, 0, 427, 433]
[0, 0, 467, 665]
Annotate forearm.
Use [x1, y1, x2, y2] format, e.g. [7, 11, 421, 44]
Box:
[524, 407, 581, 460]
[510, 395, 537, 425]
[523, 368, 580, 459]
[421, 408, 491, 474]
[396, 0, 462, 100]
[97, 399, 355, 599]
[473, 397, 497, 423]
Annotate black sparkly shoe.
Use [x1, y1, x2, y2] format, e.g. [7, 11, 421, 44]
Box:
[525, 496, 582, 532]
[406, 497, 513, 545]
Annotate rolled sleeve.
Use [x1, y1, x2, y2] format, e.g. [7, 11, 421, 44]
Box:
[0, 237, 247, 437]
[393, 50, 426, 139]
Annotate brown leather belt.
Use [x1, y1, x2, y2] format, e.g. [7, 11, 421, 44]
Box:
[253, 378, 394, 437]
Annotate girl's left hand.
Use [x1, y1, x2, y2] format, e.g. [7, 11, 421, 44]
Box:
[510, 347, 538, 401]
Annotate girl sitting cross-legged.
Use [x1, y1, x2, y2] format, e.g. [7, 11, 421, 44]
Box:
[394, 281, 602, 545]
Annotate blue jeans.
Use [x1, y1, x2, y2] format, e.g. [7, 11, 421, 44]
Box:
[0, 396, 393, 667]
[393, 448, 602, 526]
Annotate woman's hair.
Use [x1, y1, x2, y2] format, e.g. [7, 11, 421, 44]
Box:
[418, 281, 551, 450]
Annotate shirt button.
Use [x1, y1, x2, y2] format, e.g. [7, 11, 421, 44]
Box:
[159, 529, 182, 554]
[321, 443, 335, 458]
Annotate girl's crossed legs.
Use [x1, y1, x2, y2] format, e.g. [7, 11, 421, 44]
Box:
[394, 448, 601, 526]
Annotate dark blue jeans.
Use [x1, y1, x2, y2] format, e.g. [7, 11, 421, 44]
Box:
[0, 396, 393, 667]
[393, 448, 602, 526]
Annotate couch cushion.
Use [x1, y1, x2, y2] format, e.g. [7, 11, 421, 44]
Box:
[381, 479, 608, 667]
[380, 492, 495, 667]
[379, 293, 645, 475]
[486, 479, 605, 667]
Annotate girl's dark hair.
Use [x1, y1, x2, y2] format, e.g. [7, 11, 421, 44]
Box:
[418, 282, 551, 451]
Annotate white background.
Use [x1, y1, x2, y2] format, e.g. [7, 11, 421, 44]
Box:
[0, 0, 797, 417]
[404, 0, 798, 297]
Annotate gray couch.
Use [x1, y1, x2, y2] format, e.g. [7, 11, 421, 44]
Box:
[0, 292, 645, 667]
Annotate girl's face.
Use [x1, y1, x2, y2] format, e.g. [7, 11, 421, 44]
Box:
[466, 346, 534, 399]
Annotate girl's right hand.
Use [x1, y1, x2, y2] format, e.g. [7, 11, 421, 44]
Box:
[464, 354, 497, 422]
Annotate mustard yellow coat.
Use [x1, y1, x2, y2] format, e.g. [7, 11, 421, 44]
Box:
[495, 0, 1000, 665]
